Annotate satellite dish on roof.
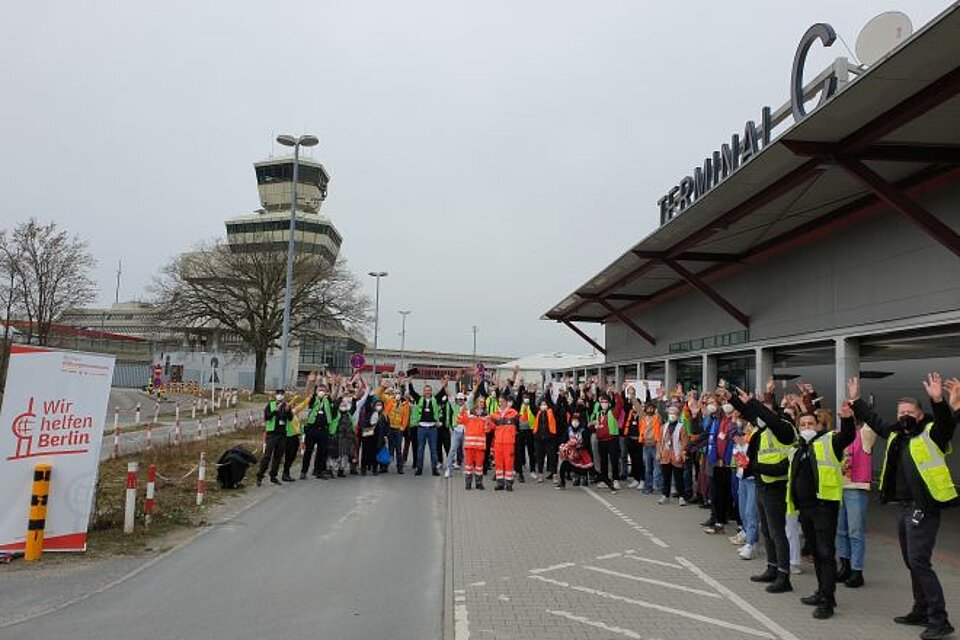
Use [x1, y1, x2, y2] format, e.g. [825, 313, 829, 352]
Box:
[856, 11, 913, 66]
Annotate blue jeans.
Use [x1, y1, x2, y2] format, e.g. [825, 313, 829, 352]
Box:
[417, 425, 438, 473]
[387, 429, 404, 469]
[738, 476, 758, 545]
[445, 427, 465, 472]
[837, 487, 869, 570]
[642, 444, 658, 491]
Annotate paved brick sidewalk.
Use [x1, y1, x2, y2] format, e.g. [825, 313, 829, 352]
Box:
[448, 475, 960, 640]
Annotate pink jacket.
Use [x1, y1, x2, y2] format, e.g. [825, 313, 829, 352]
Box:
[843, 428, 872, 488]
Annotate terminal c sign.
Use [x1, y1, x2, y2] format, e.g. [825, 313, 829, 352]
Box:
[658, 23, 839, 226]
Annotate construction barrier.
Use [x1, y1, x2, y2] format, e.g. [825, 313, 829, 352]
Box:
[24, 464, 52, 561]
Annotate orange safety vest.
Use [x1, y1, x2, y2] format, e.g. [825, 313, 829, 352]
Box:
[533, 408, 556, 435]
[459, 411, 489, 450]
[491, 407, 519, 446]
[627, 411, 661, 443]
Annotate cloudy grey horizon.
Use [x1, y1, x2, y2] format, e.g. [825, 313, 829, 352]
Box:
[0, 1, 948, 358]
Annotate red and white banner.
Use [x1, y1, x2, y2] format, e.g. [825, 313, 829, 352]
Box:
[0, 345, 115, 552]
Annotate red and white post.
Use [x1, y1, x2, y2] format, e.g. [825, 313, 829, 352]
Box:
[112, 407, 120, 459]
[216, 414, 222, 436]
[191, 401, 196, 420]
[123, 462, 138, 534]
[174, 405, 182, 445]
[196, 452, 206, 507]
[144, 464, 156, 527]
[134, 403, 141, 425]
[203, 399, 208, 416]
[197, 418, 204, 441]
[232, 412, 238, 433]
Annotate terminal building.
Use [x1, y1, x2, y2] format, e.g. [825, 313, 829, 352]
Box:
[545, 8, 960, 470]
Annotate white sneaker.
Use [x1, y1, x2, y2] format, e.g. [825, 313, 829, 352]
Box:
[444, 469, 451, 478]
[627, 479, 639, 489]
[790, 565, 802, 575]
[638, 480, 645, 491]
[678, 497, 687, 507]
[613, 480, 621, 490]
[658, 496, 668, 505]
[739, 544, 754, 560]
[453, 463, 460, 470]
[530, 472, 538, 480]
[729, 530, 746, 546]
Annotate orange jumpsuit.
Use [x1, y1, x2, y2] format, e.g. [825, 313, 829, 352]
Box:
[490, 407, 519, 482]
[458, 411, 489, 476]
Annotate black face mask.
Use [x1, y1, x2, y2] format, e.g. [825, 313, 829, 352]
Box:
[899, 415, 919, 434]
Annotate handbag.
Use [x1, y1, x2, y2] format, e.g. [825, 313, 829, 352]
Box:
[376, 445, 392, 466]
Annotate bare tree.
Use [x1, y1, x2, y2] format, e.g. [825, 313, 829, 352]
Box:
[152, 238, 371, 392]
[3, 220, 97, 345]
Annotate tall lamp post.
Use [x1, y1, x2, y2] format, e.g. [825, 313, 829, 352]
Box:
[276, 133, 319, 389]
[368, 271, 388, 384]
[398, 310, 411, 373]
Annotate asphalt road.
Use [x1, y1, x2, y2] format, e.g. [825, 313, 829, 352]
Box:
[2, 474, 445, 640]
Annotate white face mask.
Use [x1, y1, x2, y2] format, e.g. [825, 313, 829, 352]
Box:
[799, 429, 817, 442]
[722, 403, 734, 416]
[668, 414, 679, 423]
[317, 390, 326, 398]
[600, 403, 609, 411]
[275, 394, 284, 402]
[705, 403, 717, 415]
[339, 404, 351, 412]
[523, 398, 530, 404]
[571, 421, 580, 428]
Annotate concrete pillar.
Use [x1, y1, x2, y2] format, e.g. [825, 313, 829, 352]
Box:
[755, 346, 773, 396]
[614, 365, 623, 388]
[665, 359, 677, 392]
[636, 362, 644, 382]
[702, 353, 718, 393]
[835, 336, 860, 414]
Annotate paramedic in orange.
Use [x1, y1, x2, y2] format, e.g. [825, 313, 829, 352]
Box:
[459, 398, 490, 490]
[491, 390, 520, 491]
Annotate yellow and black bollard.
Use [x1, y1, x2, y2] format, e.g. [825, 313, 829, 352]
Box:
[24, 464, 52, 561]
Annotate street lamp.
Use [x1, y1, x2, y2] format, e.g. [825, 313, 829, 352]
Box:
[368, 271, 388, 384]
[276, 133, 319, 389]
[398, 310, 411, 373]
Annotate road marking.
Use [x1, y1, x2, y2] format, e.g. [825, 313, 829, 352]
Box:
[676, 556, 801, 640]
[454, 589, 465, 595]
[582, 565, 721, 598]
[467, 581, 486, 587]
[454, 603, 471, 640]
[528, 562, 576, 574]
[622, 554, 684, 570]
[498, 594, 510, 602]
[529, 575, 773, 638]
[584, 488, 670, 548]
[547, 610, 647, 639]
[596, 552, 623, 560]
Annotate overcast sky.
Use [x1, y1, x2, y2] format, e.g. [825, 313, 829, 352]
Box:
[0, 1, 949, 358]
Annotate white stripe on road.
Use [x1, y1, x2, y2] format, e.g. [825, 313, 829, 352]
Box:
[596, 552, 623, 560]
[584, 488, 671, 548]
[529, 575, 774, 639]
[622, 554, 684, 570]
[582, 565, 721, 598]
[528, 562, 576, 574]
[454, 603, 470, 640]
[547, 610, 647, 639]
[676, 556, 801, 640]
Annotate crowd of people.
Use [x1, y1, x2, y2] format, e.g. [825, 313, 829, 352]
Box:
[256, 366, 959, 639]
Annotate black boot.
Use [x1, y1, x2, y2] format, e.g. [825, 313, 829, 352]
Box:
[765, 572, 793, 594]
[801, 591, 823, 606]
[506, 480, 514, 492]
[475, 475, 485, 490]
[518, 472, 525, 483]
[750, 565, 778, 583]
[844, 570, 864, 588]
[836, 557, 852, 583]
[465, 474, 473, 490]
[495, 479, 505, 491]
[813, 602, 835, 620]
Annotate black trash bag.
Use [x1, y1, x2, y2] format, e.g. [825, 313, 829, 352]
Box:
[217, 446, 258, 489]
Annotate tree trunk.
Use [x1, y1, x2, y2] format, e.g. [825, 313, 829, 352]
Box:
[254, 348, 267, 394]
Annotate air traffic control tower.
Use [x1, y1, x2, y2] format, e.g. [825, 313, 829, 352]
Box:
[224, 156, 342, 264]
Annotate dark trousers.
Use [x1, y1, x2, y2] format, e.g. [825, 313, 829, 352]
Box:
[757, 481, 790, 573]
[300, 427, 328, 476]
[534, 433, 557, 475]
[359, 434, 379, 471]
[625, 438, 643, 482]
[282, 435, 299, 476]
[711, 466, 733, 525]
[597, 439, 619, 487]
[798, 500, 840, 600]
[387, 429, 404, 470]
[899, 504, 948, 627]
[515, 429, 534, 475]
[403, 428, 418, 468]
[484, 431, 494, 474]
[438, 425, 451, 460]
[257, 431, 285, 480]
[661, 464, 684, 498]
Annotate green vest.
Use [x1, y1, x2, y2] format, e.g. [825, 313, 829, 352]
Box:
[590, 406, 620, 436]
[787, 432, 842, 514]
[265, 401, 279, 432]
[308, 396, 330, 426]
[880, 423, 958, 503]
[411, 396, 442, 425]
[758, 428, 793, 483]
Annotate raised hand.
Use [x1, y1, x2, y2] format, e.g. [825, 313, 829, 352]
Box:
[923, 372, 943, 403]
[846, 377, 860, 402]
[765, 376, 775, 395]
[839, 401, 853, 419]
[736, 387, 752, 404]
[944, 378, 960, 412]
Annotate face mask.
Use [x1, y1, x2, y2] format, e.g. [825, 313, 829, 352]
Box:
[317, 391, 326, 398]
[705, 403, 717, 415]
[540, 405, 548, 412]
[275, 394, 284, 402]
[523, 398, 530, 404]
[340, 404, 350, 412]
[571, 421, 580, 428]
[668, 414, 679, 423]
[799, 429, 817, 442]
[899, 415, 919, 433]
[600, 403, 609, 410]
[722, 403, 734, 415]
[374, 405, 383, 413]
